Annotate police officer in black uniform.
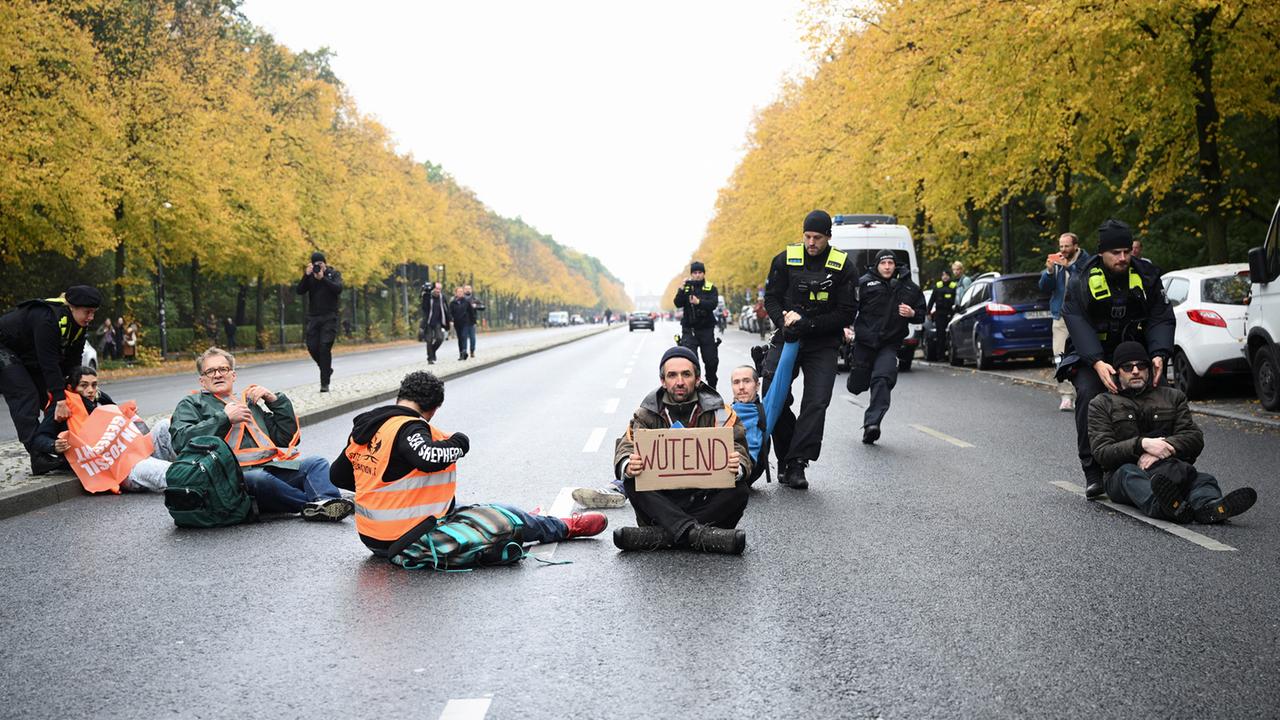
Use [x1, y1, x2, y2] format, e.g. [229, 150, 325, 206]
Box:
[673, 261, 720, 387]
[295, 251, 343, 392]
[761, 210, 858, 489]
[1059, 219, 1174, 498]
[846, 250, 926, 444]
[925, 268, 958, 359]
[0, 285, 101, 474]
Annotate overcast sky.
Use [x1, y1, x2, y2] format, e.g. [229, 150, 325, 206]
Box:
[240, 1, 811, 298]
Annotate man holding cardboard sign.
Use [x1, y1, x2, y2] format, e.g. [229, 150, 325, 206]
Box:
[612, 347, 751, 554]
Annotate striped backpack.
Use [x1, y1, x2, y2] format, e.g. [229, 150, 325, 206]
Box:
[387, 505, 526, 571]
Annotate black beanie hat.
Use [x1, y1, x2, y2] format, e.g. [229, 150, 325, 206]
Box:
[310, 251, 326, 263]
[65, 285, 102, 308]
[803, 210, 832, 237]
[1112, 341, 1149, 368]
[1097, 219, 1133, 253]
[690, 261, 706, 273]
[875, 249, 897, 264]
[659, 346, 700, 376]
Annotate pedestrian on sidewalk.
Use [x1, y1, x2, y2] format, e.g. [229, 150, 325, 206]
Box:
[1039, 232, 1090, 411]
[611, 347, 750, 554]
[121, 321, 138, 365]
[952, 261, 973, 302]
[464, 284, 483, 356]
[1087, 342, 1256, 523]
[169, 347, 353, 521]
[295, 251, 343, 392]
[97, 318, 117, 361]
[449, 286, 476, 360]
[420, 282, 450, 365]
[330, 370, 606, 560]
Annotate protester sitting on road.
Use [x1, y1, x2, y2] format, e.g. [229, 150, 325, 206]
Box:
[1087, 342, 1256, 523]
[330, 370, 607, 558]
[30, 365, 176, 491]
[169, 347, 352, 521]
[612, 346, 751, 554]
[729, 365, 770, 485]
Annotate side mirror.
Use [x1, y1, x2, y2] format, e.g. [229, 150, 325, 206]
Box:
[1248, 246, 1269, 284]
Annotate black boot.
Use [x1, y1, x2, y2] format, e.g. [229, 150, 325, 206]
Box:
[862, 424, 880, 444]
[613, 526, 674, 551]
[1194, 488, 1257, 524]
[1084, 468, 1105, 499]
[1149, 473, 1188, 520]
[684, 524, 746, 555]
[779, 460, 808, 490]
[30, 453, 69, 476]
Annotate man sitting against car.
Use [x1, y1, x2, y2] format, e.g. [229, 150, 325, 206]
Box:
[170, 347, 353, 521]
[1087, 341, 1256, 523]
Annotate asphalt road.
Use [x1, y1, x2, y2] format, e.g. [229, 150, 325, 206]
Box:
[0, 326, 589, 443]
[2, 322, 1277, 719]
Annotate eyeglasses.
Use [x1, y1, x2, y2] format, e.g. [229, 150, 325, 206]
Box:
[1117, 361, 1149, 373]
[201, 366, 233, 377]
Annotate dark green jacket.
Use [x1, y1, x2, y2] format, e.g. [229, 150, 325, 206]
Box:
[170, 390, 301, 469]
[1087, 384, 1203, 473]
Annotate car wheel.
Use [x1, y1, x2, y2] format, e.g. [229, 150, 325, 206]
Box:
[1172, 349, 1204, 399]
[948, 333, 963, 366]
[975, 333, 993, 371]
[1252, 344, 1280, 411]
[898, 355, 913, 372]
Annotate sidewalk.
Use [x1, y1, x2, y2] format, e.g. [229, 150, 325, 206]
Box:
[0, 324, 619, 520]
[918, 359, 1280, 430]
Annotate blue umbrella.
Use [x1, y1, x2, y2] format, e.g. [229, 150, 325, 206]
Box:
[761, 341, 799, 433]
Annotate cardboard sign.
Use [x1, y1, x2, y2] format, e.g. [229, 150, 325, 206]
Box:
[634, 426, 736, 491]
[65, 401, 154, 494]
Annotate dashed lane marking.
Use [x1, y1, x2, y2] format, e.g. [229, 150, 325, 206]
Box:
[1050, 481, 1237, 551]
[603, 398, 620, 414]
[909, 424, 975, 448]
[615, 377, 628, 389]
[439, 697, 492, 720]
[582, 427, 608, 453]
[530, 487, 578, 561]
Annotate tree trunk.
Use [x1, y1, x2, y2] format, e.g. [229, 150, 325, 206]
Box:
[964, 198, 981, 249]
[1190, 7, 1227, 263]
[235, 282, 248, 326]
[189, 256, 201, 336]
[1055, 161, 1073, 237]
[362, 287, 371, 340]
[254, 272, 265, 350]
[113, 199, 126, 314]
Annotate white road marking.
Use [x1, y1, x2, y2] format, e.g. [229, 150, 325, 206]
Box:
[582, 427, 608, 453]
[622, 366, 632, 375]
[615, 377, 628, 389]
[530, 487, 578, 561]
[603, 398, 620, 414]
[439, 697, 492, 720]
[909, 424, 975, 448]
[1050, 481, 1237, 552]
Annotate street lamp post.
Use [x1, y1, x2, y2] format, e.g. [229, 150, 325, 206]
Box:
[154, 201, 173, 356]
[435, 264, 446, 289]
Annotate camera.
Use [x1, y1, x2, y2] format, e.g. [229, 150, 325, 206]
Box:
[312, 262, 323, 274]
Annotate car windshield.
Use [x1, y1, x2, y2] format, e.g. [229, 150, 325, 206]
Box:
[994, 276, 1049, 305]
[1202, 274, 1250, 305]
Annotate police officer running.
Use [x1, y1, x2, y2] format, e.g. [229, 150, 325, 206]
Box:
[761, 210, 858, 489]
[295, 251, 343, 392]
[0, 285, 101, 474]
[1058, 219, 1174, 498]
[673, 261, 720, 387]
[925, 268, 958, 359]
[845, 250, 926, 444]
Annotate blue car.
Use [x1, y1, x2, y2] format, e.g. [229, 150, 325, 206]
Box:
[947, 273, 1053, 369]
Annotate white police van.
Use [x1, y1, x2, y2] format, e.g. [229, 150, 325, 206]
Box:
[1246, 196, 1280, 410]
[829, 214, 922, 371]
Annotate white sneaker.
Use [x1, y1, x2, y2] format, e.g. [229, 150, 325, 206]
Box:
[1059, 396, 1075, 412]
[572, 486, 627, 509]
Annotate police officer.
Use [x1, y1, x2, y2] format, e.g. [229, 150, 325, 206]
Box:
[761, 210, 858, 489]
[295, 251, 343, 392]
[845, 250, 926, 444]
[1059, 219, 1174, 498]
[0, 285, 101, 474]
[673, 261, 720, 387]
[925, 268, 958, 359]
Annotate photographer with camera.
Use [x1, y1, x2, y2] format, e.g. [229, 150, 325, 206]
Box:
[1039, 232, 1090, 411]
[295, 251, 343, 392]
[673, 262, 720, 387]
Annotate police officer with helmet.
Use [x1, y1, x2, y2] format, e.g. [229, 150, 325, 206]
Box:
[673, 261, 720, 387]
[760, 209, 858, 489]
[0, 284, 102, 474]
[1058, 219, 1174, 498]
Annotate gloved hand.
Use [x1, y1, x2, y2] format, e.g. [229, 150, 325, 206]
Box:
[449, 432, 470, 454]
[782, 323, 804, 343]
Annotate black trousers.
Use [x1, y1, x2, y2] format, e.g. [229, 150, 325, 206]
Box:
[304, 314, 338, 385]
[425, 325, 445, 361]
[623, 478, 749, 541]
[680, 326, 719, 386]
[0, 357, 47, 453]
[762, 342, 838, 465]
[851, 343, 901, 428]
[1069, 366, 1108, 481]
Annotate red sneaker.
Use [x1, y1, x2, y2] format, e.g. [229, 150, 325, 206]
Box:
[563, 512, 608, 539]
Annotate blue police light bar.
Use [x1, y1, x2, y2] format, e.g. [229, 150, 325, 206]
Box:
[834, 214, 897, 225]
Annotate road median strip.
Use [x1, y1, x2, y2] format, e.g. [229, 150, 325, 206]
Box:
[1050, 480, 1237, 551]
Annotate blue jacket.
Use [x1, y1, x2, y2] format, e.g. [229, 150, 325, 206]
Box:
[1039, 250, 1091, 318]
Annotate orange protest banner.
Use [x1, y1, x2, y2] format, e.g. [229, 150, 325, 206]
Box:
[634, 427, 736, 491]
[64, 401, 154, 494]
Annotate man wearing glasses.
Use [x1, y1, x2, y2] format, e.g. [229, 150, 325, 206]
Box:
[1087, 342, 1256, 523]
[169, 347, 352, 520]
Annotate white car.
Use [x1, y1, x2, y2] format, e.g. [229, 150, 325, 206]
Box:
[1247, 196, 1280, 409]
[82, 343, 98, 371]
[1162, 264, 1251, 398]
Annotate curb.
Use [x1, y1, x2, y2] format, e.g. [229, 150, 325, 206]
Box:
[0, 325, 620, 522]
[915, 359, 1280, 431]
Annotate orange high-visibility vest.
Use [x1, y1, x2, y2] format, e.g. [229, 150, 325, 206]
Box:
[215, 390, 300, 467]
[347, 415, 457, 542]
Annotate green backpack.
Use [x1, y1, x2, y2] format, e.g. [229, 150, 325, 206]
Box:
[388, 505, 527, 571]
[163, 435, 256, 528]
